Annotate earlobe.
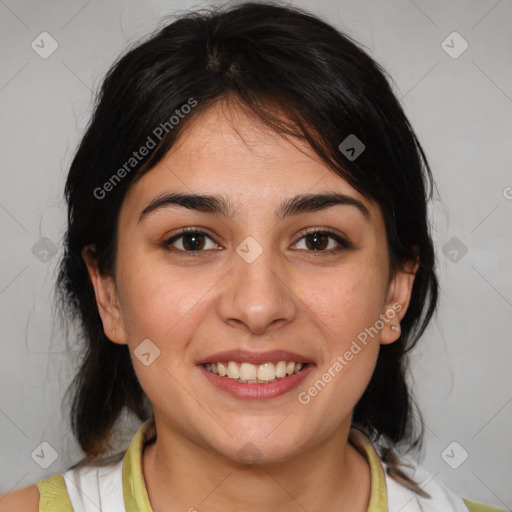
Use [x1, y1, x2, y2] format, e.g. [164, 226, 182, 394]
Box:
[380, 257, 419, 345]
[81, 245, 127, 345]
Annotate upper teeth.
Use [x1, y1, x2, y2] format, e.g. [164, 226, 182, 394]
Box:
[204, 361, 305, 383]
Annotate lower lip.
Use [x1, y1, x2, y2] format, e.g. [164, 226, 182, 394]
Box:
[198, 364, 314, 400]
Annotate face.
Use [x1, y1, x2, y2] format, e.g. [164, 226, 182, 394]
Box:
[85, 100, 416, 464]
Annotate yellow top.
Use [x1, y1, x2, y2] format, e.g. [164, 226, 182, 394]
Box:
[35, 419, 506, 512]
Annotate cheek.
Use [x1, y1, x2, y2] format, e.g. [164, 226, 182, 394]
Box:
[300, 260, 388, 344]
[115, 251, 202, 341]
[296, 269, 384, 427]
[310, 257, 387, 410]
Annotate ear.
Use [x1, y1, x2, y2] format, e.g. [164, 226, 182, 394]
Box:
[380, 252, 419, 346]
[82, 244, 127, 345]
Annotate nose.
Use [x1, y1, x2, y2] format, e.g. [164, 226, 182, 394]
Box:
[216, 243, 297, 335]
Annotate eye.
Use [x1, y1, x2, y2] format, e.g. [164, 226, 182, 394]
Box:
[163, 228, 220, 253]
[163, 227, 351, 255]
[292, 229, 351, 253]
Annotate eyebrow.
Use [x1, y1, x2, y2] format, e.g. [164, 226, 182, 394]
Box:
[138, 191, 371, 223]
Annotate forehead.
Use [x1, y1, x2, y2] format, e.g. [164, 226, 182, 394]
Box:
[121, 101, 381, 224]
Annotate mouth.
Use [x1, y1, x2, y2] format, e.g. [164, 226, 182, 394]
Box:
[196, 350, 314, 400]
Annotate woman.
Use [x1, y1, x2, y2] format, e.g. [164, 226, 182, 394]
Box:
[1, 2, 504, 511]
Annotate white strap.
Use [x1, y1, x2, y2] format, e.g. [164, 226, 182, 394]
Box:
[62, 459, 125, 512]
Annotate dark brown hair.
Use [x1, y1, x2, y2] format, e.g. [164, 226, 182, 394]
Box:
[57, 1, 438, 498]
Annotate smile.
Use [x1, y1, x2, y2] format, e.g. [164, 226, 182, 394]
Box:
[203, 361, 307, 383]
[199, 361, 313, 400]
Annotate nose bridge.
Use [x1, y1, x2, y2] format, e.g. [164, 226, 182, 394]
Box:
[234, 234, 286, 302]
[218, 234, 296, 333]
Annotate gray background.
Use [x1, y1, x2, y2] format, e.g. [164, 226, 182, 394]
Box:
[1, 0, 511, 508]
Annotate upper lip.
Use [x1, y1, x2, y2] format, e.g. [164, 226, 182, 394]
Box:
[196, 349, 314, 366]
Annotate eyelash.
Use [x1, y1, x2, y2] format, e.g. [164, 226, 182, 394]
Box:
[163, 227, 352, 256]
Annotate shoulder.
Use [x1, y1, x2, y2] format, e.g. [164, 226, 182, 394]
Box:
[1, 460, 124, 512]
[1, 474, 74, 512]
[382, 460, 508, 512]
[0, 484, 39, 512]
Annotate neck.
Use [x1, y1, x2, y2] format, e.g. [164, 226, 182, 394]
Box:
[142, 418, 371, 512]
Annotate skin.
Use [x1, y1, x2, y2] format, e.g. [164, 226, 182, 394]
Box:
[1, 99, 417, 512]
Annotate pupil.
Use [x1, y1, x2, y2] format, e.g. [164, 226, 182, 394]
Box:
[184, 234, 204, 251]
[307, 233, 327, 251]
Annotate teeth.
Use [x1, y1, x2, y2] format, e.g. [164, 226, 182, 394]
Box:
[275, 361, 287, 378]
[240, 362, 257, 381]
[203, 360, 307, 383]
[217, 362, 227, 377]
[257, 362, 275, 382]
[227, 361, 239, 379]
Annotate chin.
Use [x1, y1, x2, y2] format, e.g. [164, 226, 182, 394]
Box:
[206, 426, 306, 466]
